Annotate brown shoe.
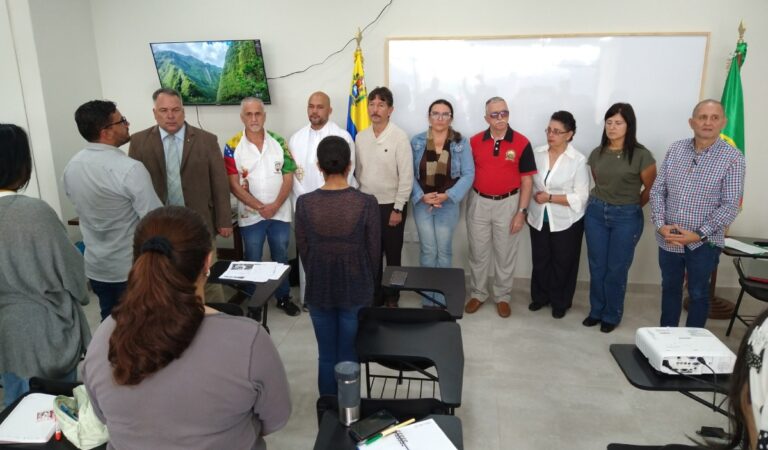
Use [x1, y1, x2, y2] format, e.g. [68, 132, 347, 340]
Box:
[496, 302, 511, 318]
[464, 298, 483, 314]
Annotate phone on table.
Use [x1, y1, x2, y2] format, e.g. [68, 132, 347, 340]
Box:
[348, 409, 398, 442]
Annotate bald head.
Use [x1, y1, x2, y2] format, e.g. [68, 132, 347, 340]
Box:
[308, 91, 332, 130]
[692, 99, 724, 118]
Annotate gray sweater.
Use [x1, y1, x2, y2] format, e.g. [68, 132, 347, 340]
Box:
[0, 194, 91, 378]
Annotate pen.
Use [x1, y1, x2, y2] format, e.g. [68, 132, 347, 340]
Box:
[364, 418, 416, 445]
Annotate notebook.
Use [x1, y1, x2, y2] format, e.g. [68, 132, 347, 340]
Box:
[0, 393, 57, 443]
[357, 418, 457, 450]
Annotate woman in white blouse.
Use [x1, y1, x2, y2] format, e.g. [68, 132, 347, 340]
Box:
[526, 111, 590, 318]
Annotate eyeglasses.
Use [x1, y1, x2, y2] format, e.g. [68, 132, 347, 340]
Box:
[488, 110, 510, 120]
[545, 128, 569, 136]
[430, 112, 452, 121]
[103, 116, 128, 129]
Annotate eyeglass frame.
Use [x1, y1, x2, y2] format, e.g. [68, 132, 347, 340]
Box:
[429, 111, 453, 121]
[544, 127, 570, 136]
[488, 110, 510, 120]
[102, 116, 128, 130]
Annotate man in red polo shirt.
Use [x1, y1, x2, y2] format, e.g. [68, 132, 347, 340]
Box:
[464, 97, 537, 318]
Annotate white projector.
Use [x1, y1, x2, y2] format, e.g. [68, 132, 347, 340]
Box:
[635, 327, 736, 375]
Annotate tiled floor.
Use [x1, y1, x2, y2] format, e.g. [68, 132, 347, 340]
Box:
[3, 280, 758, 449]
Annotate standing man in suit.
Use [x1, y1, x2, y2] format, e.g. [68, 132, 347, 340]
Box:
[128, 88, 232, 302]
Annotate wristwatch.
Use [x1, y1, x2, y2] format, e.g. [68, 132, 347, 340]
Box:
[695, 230, 708, 243]
[518, 208, 528, 216]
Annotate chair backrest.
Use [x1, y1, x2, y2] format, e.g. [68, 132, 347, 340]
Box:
[358, 306, 452, 325]
[28, 377, 81, 396]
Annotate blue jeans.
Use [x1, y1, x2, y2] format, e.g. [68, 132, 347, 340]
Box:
[659, 244, 722, 327]
[90, 279, 127, 320]
[413, 200, 460, 306]
[584, 197, 644, 325]
[2, 369, 77, 408]
[309, 305, 363, 396]
[240, 219, 291, 299]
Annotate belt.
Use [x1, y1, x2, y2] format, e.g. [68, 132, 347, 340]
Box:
[473, 188, 519, 200]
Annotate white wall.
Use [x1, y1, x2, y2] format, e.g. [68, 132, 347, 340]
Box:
[42, 0, 768, 287]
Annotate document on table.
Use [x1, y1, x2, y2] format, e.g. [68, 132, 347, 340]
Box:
[725, 238, 768, 255]
[219, 261, 289, 283]
[0, 393, 57, 443]
[357, 418, 457, 450]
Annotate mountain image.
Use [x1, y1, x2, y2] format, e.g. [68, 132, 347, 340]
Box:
[153, 51, 222, 104]
[216, 41, 271, 104]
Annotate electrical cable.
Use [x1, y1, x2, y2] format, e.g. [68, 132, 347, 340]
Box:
[267, 0, 393, 80]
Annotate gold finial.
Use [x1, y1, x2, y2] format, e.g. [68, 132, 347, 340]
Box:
[738, 20, 746, 43]
[355, 28, 363, 48]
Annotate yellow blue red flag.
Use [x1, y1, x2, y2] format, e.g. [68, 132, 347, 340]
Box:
[346, 47, 370, 140]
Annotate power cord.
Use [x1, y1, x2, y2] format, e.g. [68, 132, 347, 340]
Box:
[267, 0, 393, 80]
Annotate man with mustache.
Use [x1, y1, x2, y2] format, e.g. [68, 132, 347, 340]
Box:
[650, 99, 745, 328]
[289, 91, 357, 309]
[354, 86, 413, 307]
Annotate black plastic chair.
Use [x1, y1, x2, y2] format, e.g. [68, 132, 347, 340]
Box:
[726, 258, 768, 336]
[355, 307, 463, 413]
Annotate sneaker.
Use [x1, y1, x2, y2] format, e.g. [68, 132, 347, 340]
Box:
[276, 297, 300, 316]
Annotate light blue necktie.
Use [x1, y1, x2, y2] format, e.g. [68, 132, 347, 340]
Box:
[165, 134, 184, 206]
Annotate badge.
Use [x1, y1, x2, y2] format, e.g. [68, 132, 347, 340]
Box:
[505, 150, 516, 161]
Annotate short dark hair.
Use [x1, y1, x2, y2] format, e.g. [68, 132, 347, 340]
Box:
[368, 86, 394, 107]
[317, 136, 351, 175]
[74, 100, 117, 142]
[152, 88, 182, 102]
[550, 110, 577, 142]
[0, 124, 33, 191]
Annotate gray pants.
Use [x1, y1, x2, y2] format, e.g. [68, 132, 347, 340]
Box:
[466, 190, 521, 304]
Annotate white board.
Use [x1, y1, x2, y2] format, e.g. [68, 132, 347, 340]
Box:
[387, 34, 709, 160]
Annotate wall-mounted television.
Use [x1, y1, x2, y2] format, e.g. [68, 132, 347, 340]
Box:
[149, 39, 271, 106]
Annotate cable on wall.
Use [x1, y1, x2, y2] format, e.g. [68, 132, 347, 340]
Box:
[267, 0, 393, 80]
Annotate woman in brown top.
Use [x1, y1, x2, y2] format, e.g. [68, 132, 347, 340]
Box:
[83, 206, 291, 450]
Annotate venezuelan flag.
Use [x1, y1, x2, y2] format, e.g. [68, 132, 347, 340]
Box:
[346, 47, 370, 140]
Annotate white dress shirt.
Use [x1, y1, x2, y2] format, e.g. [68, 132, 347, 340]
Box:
[288, 121, 357, 207]
[527, 143, 590, 232]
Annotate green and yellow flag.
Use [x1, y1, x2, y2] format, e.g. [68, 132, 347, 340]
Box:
[720, 39, 747, 153]
[346, 47, 370, 140]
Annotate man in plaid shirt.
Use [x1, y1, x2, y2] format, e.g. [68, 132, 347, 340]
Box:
[650, 99, 745, 328]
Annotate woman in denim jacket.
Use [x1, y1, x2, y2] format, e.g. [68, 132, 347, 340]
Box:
[410, 99, 475, 306]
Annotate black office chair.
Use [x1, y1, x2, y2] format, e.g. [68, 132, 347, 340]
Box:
[356, 307, 463, 413]
[726, 258, 768, 336]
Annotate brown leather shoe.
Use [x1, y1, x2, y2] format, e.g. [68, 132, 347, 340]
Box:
[496, 302, 511, 318]
[464, 298, 483, 314]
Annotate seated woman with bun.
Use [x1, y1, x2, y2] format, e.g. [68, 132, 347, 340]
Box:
[83, 206, 291, 449]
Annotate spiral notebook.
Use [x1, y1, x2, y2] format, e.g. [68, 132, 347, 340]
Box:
[357, 418, 457, 450]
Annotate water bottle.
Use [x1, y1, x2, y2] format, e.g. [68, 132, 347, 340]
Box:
[335, 361, 361, 426]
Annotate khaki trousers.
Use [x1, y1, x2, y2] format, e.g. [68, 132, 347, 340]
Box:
[466, 190, 521, 304]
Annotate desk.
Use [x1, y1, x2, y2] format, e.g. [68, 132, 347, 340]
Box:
[207, 260, 290, 333]
[313, 411, 463, 450]
[610, 344, 729, 416]
[382, 267, 466, 320]
[357, 321, 464, 409]
[0, 394, 106, 450]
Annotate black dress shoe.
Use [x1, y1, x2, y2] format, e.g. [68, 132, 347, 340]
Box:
[600, 323, 617, 333]
[528, 302, 546, 311]
[552, 309, 566, 319]
[582, 316, 600, 327]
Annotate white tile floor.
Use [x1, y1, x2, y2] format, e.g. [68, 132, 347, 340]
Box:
[4, 280, 760, 449]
